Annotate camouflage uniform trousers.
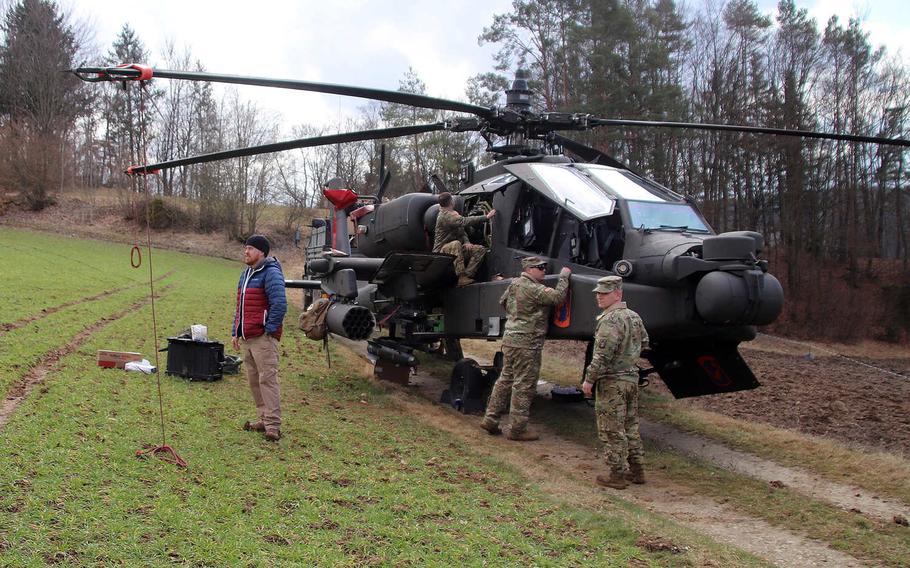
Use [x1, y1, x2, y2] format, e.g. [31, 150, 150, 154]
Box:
[595, 379, 643, 471]
[483, 345, 541, 434]
[439, 240, 487, 278]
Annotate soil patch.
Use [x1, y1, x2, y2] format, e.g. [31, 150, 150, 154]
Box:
[684, 341, 910, 455]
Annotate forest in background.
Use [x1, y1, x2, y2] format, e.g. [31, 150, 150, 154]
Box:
[0, 0, 907, 342]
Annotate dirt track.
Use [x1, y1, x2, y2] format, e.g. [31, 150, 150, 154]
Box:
[375, 349, 879, 568]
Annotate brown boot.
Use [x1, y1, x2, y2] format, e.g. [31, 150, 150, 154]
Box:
[243, 420, 265, 432]
[506, 429, 539, 441]
[596, 469, 629, 490]
[457, 275, 475, 287]
[479, 418, 502, 436]
[264, 428, 282, 442]
[626, 463, 646, 484]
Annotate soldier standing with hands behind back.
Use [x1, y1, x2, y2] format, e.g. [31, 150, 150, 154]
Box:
[582, 276, 649, 489]
[480, 257, 570, 441]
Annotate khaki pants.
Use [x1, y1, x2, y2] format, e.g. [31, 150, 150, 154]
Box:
[242, 334, 281, 430]
[440, 240, 487, 278]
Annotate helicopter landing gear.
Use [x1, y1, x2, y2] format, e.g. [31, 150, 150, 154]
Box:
[443, 337, 463, 361]
[441, 358, 498, 414]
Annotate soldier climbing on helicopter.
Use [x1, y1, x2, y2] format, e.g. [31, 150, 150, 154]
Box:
[432, 192, 496, 287]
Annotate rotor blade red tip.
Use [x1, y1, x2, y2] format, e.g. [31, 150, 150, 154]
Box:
[116, 63, 153, 81]
[125, 165, 159, 176]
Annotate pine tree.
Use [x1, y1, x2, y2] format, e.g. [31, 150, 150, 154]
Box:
[0, 0, 86, 209]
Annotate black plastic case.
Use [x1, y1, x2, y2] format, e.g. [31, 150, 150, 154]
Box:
[165, 337, 224, 381]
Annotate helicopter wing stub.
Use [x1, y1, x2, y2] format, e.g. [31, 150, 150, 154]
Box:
[644, 340, 760, 398]
[370, 252, 457, 296]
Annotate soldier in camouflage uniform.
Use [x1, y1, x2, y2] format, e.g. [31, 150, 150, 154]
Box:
[480, 257, 571, 441]
[582, 275, 649, 489]
[433, 192, 496, 286]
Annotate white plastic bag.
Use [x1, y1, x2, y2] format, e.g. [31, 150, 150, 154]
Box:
[124, 359, 157, 374]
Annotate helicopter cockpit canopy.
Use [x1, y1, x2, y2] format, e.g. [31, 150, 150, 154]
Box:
[504, 163, 616, 221]
[497, 162, 711, 235]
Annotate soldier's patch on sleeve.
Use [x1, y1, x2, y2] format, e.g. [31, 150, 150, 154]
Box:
[598, 339, 607, 349]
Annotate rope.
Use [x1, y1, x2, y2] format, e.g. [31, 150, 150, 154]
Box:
[129, 81, 187, 468]
[756, 332, 909, 380]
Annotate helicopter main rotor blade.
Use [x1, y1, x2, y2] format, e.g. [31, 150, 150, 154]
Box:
[73, 66, 493, 119]
[127, 123, 446, 175]
[590, 118, 910, 147]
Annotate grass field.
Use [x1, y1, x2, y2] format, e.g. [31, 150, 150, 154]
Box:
[0, 226, 762, 567]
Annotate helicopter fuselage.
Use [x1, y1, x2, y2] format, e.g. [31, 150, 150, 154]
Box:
[303, 154, 783, 398]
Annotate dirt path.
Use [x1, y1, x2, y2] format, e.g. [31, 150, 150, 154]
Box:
[391, 374, 869, 568]
[640, 419, 909, 522]
[0, 285, 173, 429]
[335, 338, 873, 568]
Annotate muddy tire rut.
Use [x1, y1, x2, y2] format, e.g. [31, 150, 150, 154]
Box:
[0, 284, 174, 429]
[0, 269, 174, 337]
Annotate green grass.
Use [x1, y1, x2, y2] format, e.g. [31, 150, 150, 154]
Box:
[0, 227, 712, 567]
[0, 226, 147, 322]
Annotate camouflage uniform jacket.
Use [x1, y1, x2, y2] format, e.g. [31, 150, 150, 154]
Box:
[587, 302, 649, 383]
[500, 272, 570, 350]
[432, 208, 487, 252]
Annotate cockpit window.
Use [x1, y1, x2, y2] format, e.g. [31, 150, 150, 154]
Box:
[626, 201, 711, 233]
[506, 163, 615, 220]
[581, 166, 666, 202]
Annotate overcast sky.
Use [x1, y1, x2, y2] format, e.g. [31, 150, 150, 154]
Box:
[73, 0, 908, 130]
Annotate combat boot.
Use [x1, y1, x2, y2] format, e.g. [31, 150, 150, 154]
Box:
[479, 418, 502, 436]
[243, 420, 265, 432]
[264, 428, 282, 442]
[506, 429, 539, 441]
[457, 275, 475, 287]
[626, 463, 646, 484]
[596, 469, 629, 490]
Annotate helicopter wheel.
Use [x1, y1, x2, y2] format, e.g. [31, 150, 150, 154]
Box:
[448, 358, 491, 414]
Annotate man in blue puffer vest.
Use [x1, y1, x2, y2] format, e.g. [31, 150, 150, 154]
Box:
[231, 235, 287, 442]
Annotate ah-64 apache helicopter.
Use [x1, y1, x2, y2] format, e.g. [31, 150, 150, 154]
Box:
[75, 64, 909, 404]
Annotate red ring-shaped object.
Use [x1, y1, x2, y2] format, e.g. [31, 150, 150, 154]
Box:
[131, 245, 142, 268]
